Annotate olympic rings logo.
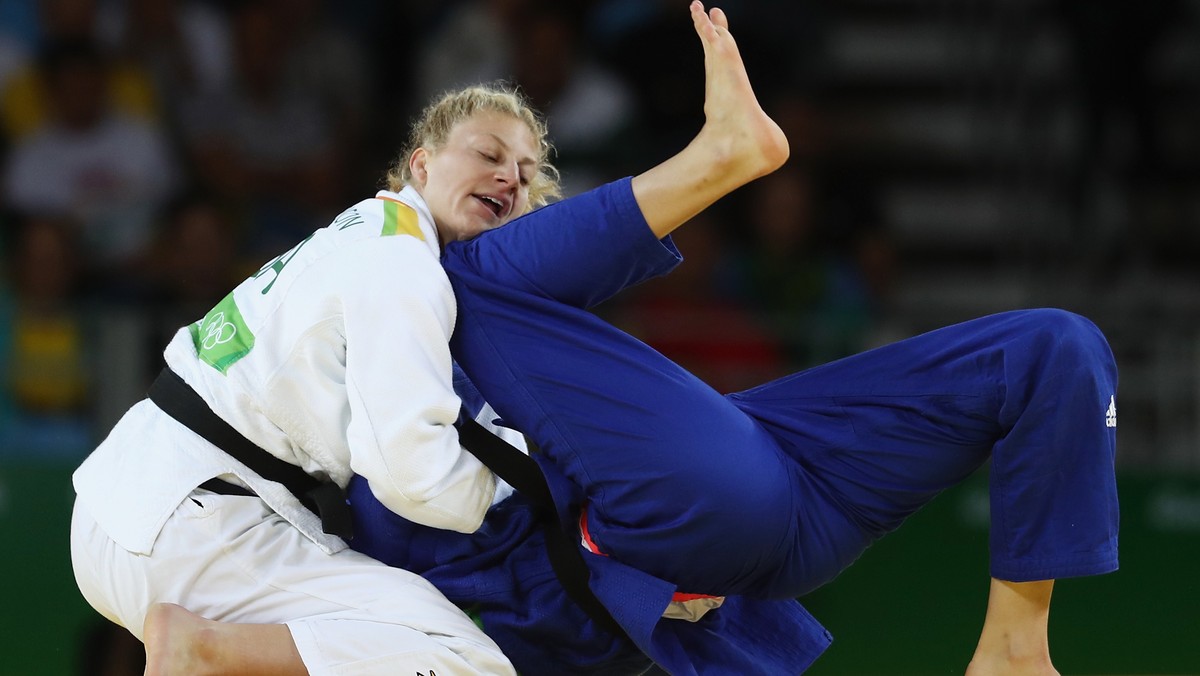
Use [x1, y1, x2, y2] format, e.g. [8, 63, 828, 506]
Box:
[201, 311, 237, 350]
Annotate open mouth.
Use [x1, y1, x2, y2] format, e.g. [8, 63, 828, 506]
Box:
[475, 195, 505, 217]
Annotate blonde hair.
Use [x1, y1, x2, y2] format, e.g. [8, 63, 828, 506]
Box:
[385, 83, 562, 211]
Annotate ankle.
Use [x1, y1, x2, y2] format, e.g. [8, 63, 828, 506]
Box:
[969, 623, 1055, 676]
[693, 122, 788, 191]
[966, 650, 1058, 676]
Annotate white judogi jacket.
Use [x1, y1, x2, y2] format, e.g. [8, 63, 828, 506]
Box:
[74, 187, 520, 556]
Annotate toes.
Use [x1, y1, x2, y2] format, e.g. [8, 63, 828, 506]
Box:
[692, 2, 714, 38]
[710, 7, 729, 31]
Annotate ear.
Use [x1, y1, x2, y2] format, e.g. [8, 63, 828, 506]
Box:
[409, 148, 430, 187]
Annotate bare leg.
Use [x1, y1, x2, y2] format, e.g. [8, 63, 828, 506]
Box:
[965, 579, 1060, 676]
[143, 603, 308, 676]
[631, 1, 790, 238]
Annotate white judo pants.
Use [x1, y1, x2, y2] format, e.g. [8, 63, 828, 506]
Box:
[70, 486, 516, 676]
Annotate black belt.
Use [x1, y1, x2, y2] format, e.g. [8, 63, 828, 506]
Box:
[148, 368, 354, 539]
[150, 367, 626, 638]
[457, 416, 627, 638]
[199, 478, 256, 497]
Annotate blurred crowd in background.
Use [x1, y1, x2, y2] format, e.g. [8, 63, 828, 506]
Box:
[1, 0, 1198, 471]
[0, 1, 1197, 673]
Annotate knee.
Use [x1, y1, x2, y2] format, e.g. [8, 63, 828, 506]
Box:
[1016, 309, 1115, 376]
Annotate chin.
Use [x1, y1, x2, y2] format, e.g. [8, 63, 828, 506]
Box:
[441, 220, 478, 242]
[467, 223, 491, 237]
[453, 227, 487, 242]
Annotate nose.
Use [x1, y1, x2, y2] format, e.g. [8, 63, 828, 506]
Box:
[494, 159, 519, 186]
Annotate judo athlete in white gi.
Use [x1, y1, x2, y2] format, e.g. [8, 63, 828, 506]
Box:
[68, 74, 564, 674]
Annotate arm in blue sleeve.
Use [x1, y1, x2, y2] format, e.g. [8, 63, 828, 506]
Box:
[446, 177, 682, 310]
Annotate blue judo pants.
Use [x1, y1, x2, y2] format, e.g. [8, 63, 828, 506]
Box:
[440, 178, 1120, 600]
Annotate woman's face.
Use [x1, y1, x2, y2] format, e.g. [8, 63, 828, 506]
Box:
[410, 110, 539, 243]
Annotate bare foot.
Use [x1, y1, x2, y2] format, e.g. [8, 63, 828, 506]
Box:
[143, 602, 307, 676]
[143, 603, 216, 676]
[629, 1, 790, 236]
[690, 1, 789, 182]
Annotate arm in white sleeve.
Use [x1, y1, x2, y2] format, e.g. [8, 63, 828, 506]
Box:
[341, 237, 495, 533]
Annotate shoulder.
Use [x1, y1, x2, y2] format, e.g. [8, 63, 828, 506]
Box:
[320, 216, 447, 291]
[322, 196, 436, 256]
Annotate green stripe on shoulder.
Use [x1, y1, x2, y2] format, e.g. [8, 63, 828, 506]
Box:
[381, 200, 424, 240]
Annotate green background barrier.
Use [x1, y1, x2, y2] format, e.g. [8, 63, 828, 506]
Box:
[2, 458, 1197, 675]
[801, 470, 1200, 674]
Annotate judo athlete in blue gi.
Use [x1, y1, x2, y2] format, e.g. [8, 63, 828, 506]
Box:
[350, 188, 1119, 676]
[349, 7, 1120, 676]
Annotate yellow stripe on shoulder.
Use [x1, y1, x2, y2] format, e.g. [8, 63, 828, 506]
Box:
[377, 198, 425, 241]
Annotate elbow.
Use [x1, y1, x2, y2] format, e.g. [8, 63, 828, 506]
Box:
[373, 475, 495, 534]
[404, 510, 484, 535]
